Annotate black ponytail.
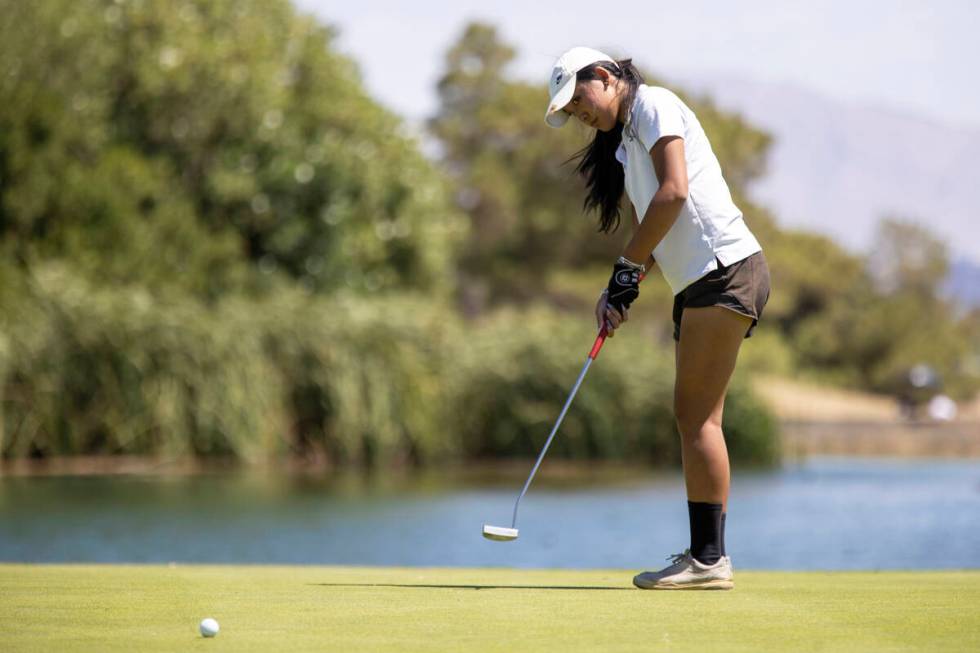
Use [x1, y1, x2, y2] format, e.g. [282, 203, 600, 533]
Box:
[568, 59, 644, 233]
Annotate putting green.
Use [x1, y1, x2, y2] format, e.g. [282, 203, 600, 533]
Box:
[1, 565, 977, 652]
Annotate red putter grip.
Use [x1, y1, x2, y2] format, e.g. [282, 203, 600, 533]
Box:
[588, 325, 608, 359]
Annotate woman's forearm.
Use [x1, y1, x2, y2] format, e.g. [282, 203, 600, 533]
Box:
[622, 183, 686, 265]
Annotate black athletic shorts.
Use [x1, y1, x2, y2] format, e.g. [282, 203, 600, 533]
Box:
[672, 251, 771, 341]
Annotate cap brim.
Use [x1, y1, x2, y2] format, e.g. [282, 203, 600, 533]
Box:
[544, 77, 576, 128]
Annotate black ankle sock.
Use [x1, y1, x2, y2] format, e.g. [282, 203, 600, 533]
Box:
[688, 501, 723, 565]
[721, 512, 727, 557]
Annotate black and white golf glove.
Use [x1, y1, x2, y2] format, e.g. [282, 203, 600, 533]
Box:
[604, 256, 644, 315]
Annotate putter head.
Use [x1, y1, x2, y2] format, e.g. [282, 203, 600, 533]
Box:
[482, 524, 519, 541]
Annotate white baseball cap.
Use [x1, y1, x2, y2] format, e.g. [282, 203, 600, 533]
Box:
[544, 47, 617, 128]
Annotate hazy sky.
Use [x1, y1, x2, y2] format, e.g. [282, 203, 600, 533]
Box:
[295, 0, 980, 128]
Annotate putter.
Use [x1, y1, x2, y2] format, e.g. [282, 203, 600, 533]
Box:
[482, 324, 610, 542]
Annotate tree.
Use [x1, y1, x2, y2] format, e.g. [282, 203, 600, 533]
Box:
[0, 0, 462, 297]
[430, 23, 608, 290]
[790, 217, 978, 398]
[868, 217, 949, 299]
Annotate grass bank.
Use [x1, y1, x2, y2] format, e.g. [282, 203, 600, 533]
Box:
[1, 565, 977, 652]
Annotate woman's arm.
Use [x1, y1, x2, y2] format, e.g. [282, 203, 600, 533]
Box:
[601, 136, 683, 324]
[631, 205, 656, 271]
[622, 136, 688, 265]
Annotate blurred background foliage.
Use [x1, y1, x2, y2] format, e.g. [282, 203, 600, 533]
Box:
[0, 0, 462, 299]
[1, 3, 976, 468]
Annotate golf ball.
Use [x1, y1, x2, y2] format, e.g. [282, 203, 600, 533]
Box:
[200, 617, 220, 638]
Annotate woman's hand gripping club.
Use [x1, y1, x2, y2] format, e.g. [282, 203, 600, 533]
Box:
[597, 256, 645, 338]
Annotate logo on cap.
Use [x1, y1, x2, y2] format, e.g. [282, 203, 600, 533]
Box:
[554, 71, 563, 86]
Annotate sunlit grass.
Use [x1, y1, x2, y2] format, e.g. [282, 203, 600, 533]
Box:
[2, 565, 977, 652]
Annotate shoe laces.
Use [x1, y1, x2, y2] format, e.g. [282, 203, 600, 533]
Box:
[667, 549, 692, 565]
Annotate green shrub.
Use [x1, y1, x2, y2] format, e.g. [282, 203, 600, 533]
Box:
[1, 268, 779, 468]
[248, 291, 463, 466]
[721, 379, 781, 466]
[451, 308, 778, 466]
[1, 265, 283, 461]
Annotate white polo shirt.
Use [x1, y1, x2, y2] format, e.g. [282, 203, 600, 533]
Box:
[616, 84, 761, 295]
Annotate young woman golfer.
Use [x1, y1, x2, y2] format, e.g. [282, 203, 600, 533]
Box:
[544, 47, 770, 590]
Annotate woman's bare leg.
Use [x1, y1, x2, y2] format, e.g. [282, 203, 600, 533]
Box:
[674, 306, 752, 510]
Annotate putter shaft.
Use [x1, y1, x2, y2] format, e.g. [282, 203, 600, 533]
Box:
[508, 327, 607, 529]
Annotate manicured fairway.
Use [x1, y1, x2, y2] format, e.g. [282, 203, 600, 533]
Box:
[1, 565, 978, 652]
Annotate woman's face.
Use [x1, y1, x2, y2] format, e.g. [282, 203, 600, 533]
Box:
[561, 72, 621, 132]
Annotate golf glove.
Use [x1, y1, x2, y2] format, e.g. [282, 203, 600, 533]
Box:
[605, 256, 644, 314]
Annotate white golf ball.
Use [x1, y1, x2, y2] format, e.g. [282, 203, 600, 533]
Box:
[199, 617, 220, 638]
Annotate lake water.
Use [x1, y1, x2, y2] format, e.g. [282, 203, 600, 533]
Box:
[1, 457, 978, 570]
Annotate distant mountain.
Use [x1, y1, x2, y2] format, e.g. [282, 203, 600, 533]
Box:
[945, 258, 980, 309]
[668, 72, 980, 269]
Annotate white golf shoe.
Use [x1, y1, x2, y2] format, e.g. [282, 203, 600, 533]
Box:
[633, 550, 734, 590]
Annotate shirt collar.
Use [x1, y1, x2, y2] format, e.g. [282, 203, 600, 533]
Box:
[615, 141, 627, 165]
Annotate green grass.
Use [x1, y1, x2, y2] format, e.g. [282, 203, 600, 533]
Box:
[1, 565, 978, 652]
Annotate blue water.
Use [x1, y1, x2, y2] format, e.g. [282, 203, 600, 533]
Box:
[1, 457, 978, 570]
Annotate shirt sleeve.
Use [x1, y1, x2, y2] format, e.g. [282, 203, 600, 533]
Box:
[634, 89, 686, 153]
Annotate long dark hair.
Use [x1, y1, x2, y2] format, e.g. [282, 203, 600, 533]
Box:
[568, 59, 644, 233]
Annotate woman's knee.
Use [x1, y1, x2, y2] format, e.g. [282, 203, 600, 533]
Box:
[674, 405, 723, 441]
